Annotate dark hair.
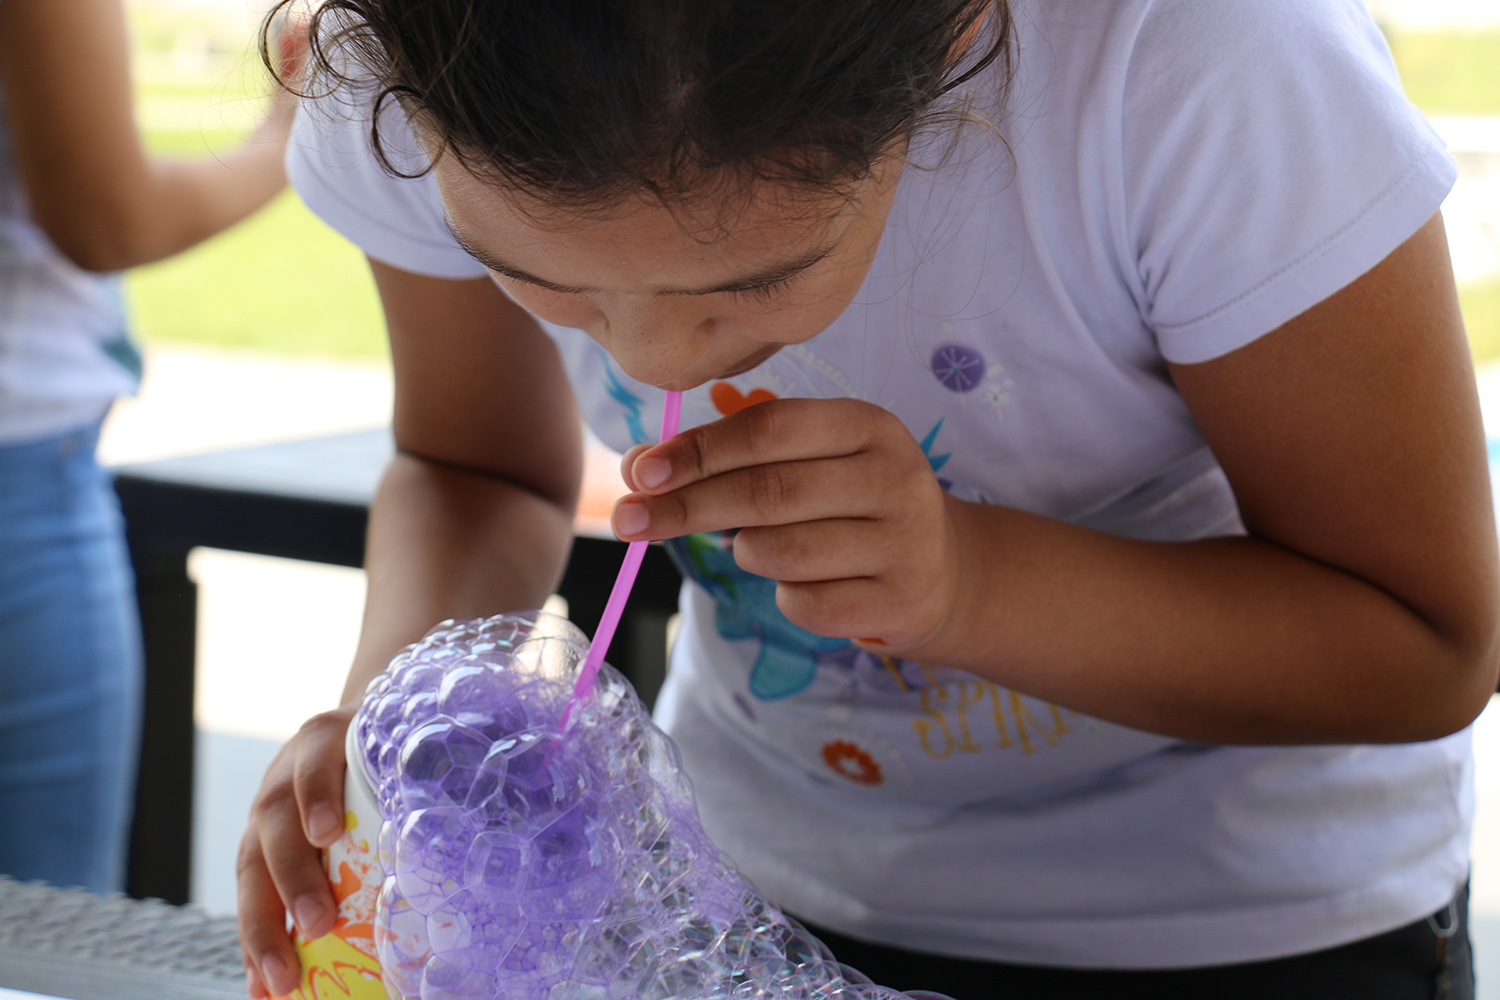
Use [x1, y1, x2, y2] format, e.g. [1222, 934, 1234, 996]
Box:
[266, 0, 1012, 210]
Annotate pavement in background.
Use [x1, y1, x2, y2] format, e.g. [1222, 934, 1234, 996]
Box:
[98, 345, 393, 466]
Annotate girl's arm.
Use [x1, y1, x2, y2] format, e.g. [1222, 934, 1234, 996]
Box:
[940, 212, 1499, 744]
[0, 0, 295, 272]
[237, 262, 584, 999]
[618, 213, 1500, 745]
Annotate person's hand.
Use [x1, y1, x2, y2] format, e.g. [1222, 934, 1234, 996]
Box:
[237, 702, 357, 998]
[265, 12, 311, 92]
[259, 13, 310, 136]
[614, 397, 964, 654]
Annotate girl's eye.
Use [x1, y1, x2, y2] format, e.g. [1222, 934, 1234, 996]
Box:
[729, 278, 793, 304]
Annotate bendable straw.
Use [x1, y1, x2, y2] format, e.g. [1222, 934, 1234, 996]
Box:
[562, 390, 683, 727]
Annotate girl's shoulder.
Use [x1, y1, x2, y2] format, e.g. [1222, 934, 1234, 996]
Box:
[287, 96, 485, 282]
[1015, 0, 1403, 117]
[990, 0, 1449, 365]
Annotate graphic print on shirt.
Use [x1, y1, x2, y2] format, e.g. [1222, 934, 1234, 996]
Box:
[709, 381, 777, 416]
[908, 665, 1077, 759]
[665, 381, 961, 703]
[930, 329, 1015, 421]
[667, 529, 853, 701]
[600, 350, 649, 446]
[601, 356, 1090, 794]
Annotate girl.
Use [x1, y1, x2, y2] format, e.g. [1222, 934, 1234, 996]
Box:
[239, 1, 1498, 996]
[0, 0, 298, 892]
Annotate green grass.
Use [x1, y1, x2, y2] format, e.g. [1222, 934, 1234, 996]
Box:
[1380, 30, 1500, 363]
[1387, 31, 1500, 116]
[125, 36, 388, 359]
[124, 122, 388, 359]
[1380, 33, 1500, 363]
[123, 5, 388, 360]
[1463, 280, 1500, 364]
[125, 186, 387, 359]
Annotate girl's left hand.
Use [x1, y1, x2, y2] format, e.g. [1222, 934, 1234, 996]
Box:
[614, 397, 963, 652]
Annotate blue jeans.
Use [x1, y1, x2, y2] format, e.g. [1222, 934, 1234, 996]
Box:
[0, 420, 142, 891]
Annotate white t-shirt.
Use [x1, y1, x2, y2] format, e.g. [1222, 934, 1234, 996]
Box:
[288, 0, 1468, 969]
[0, 83, 137, 446]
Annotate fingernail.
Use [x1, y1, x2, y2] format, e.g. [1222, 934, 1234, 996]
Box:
[858, 637, 888, 646]
[614, 501, 649, 538]
[294, 895, 328, 938]
[261, 954, 290, 992]
[307, 803, 341, 843]
[635, 455, 671, 490]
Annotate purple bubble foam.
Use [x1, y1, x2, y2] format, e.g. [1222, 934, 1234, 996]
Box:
[355, 610, 954, 1000]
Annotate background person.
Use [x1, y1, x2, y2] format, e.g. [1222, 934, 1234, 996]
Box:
[0, 0, 298, 893]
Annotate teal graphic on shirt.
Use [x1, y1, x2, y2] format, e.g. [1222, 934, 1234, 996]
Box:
[912, 419, 948, 479]
[658, 418, 957, 702]
[601, 351, 649, 446]
[667, 531, 851, 700]
[597, 364, 959, 703]
[101, 332, 143, 382]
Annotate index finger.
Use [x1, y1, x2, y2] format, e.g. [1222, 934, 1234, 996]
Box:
[627, 397, 880, 494]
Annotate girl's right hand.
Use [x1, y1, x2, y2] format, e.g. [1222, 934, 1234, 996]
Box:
[237, 703, 357, 998]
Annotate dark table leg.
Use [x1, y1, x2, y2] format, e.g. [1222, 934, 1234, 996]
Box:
[559, 537, 682, 709]
[124, 544, 197, 905]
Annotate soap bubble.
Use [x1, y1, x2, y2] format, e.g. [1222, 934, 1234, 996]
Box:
[375, 876, 432, 998]
[356, 611, 953, 1000]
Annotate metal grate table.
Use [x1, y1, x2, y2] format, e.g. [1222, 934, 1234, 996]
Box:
[0, 876, 244, 999]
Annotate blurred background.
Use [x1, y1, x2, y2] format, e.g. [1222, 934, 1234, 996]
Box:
[98, 0, 1500, 986]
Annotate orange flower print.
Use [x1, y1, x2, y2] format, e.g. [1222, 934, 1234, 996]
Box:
[821, 740, 884, 786]
[711, 382, 778, 416]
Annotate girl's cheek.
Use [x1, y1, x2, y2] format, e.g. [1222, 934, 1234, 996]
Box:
[503, 285, 599, 329]
[737, 293, 853, 348]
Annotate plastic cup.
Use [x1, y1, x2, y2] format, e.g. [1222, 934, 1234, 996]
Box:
[273, 724, 388, 1000]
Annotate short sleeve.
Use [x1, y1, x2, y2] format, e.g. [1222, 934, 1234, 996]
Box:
[286, 92, 489, 281]
[1122, 0, 1456, 364]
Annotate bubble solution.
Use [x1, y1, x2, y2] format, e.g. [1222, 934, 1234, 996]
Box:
[354, 610, 954, 1000]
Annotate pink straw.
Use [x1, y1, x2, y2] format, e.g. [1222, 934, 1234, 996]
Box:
[562, 390, 683, 727]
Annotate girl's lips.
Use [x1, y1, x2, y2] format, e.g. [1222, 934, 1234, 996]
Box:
[662, 344, 785, 391]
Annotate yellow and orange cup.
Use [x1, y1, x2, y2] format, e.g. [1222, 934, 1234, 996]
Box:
[273, 725, 387, 1000]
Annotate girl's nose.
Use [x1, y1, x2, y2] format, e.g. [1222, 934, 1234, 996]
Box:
[601, 297, 713, 387]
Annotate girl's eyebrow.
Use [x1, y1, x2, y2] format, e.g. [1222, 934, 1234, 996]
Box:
[444, 222, 838, 296]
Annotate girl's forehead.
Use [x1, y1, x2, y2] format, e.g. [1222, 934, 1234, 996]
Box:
[440, 157, 860, 243]
[434, 154, 898, 291]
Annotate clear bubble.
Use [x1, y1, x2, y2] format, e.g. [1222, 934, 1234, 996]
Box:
[426, 889, 524, 973]
[464, 830, 531, 902]
[498, 919, 586, 997]
[379, 819, 398, 878]
[401, 662, 450, 696]
[420, 955, 498, 1000]
[395, 807, 473, 915]
[509, 636, 587, 687]
[375, 876, 431, 998]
